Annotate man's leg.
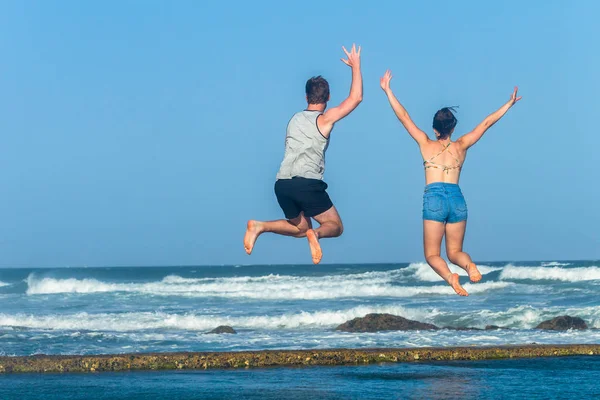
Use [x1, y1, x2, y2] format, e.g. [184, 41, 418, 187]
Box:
[312, 206, 343, 239]
[305, 206, 344, 264]
[423, 220, 468, 296]
[244, 213, 311, 255]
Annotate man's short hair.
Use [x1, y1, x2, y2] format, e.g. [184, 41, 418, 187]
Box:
[306, 76, 330, 104]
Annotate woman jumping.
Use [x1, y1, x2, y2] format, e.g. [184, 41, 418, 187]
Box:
[380, 70, 521, 296]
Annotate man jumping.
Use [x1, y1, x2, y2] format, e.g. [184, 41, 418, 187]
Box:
[244, 44, 363, 264]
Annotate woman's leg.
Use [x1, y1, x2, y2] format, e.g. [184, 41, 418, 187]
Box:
[424, 220, 468, 296]
[445, 221, 481, 282]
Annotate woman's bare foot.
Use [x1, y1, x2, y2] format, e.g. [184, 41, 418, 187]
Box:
[306, 229, 322, 264]
[243, 220, 263, 255]
[448, 273, 469, 296]
[466, 263, 482, 283]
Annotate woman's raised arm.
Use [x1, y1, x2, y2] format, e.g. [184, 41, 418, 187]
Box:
[380, 70, 429, 146]
[457, 87, 522, 149]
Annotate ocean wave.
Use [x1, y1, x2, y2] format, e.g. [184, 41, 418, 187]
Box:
[0, 305, 437, 331]
[25, 273, 512, 299]
[404, 262, 501, 282]
[541, 262, 572, 267]
[499, 266, 600, 282]
[2, 303, 598, 332]
[0, 281, 9, 287]
[7, 328, 600, 357]
[453, 305, 600, 329]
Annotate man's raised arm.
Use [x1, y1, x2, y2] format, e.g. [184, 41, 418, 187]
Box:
[318, 44, 363, 137]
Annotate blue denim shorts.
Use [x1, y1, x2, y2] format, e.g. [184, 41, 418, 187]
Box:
[422, 182, 468, 223]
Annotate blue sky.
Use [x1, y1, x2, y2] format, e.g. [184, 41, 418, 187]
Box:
[0, 0, 597, 267]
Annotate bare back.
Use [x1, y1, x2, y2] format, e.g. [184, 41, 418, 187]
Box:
[420, 138, 467, 185]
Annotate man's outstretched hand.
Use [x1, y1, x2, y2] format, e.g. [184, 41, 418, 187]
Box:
[341, 44, 361, 68]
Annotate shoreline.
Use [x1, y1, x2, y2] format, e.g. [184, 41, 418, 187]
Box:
[1, 344, 598, 374]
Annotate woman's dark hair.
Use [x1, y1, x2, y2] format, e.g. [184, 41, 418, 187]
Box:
[432, 107, 458, 139]
[306, 76, 330, 104]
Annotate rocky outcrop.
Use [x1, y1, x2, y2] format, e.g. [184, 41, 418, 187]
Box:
[536, 316, 587, 331]
[207, 326, 237, 334]
[485, 325, 509, 330]
[1, 345, 598, 373]
[336, 314, 438, 332]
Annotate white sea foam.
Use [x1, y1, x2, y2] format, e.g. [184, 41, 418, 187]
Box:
[499, 265, 600, 282]
[0, 281, 9, 287]
[405, 262, 501, 282]
[0, 305, 437, 331]
[7, 327, 600, 356]
[2, 303, 598, 332]
[457, 305, 600, 329]
[25, 272, 512, 299]
[541, 261, 572, 267]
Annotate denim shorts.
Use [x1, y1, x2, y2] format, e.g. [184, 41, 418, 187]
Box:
[422, 182, 468, 223]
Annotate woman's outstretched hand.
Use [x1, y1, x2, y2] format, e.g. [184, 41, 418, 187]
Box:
[509, 86, 522, 106]
[380, 69, 392, 92]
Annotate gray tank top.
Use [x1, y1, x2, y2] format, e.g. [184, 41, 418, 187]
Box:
[276, 110, 330, 181]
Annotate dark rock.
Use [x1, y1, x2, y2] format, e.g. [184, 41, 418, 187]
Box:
[485, 325, 509, 330]
[336, 313, 438, 332]
[535, 316, 587, 331]
[207, 326, 237, 334]
[443, 326, 483, 331]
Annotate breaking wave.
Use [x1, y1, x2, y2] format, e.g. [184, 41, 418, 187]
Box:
[2, 304, 598, 332]
[404, 262, 501, 282]
[499, 266, 600, 282]
[0, 305, 433, 331]
[25, 273, 512, 299]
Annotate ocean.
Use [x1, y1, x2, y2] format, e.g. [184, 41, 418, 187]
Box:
[1, 260, 599, 356]
[1, 357, 599, 399]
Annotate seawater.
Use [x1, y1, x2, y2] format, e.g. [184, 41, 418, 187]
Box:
[1, 261, 599, 356]
[1, 357, 599, 400]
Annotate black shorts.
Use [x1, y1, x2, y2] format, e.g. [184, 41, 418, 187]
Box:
[274, 177, 334, 219]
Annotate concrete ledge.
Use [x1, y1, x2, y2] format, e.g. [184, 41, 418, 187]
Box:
[1, 344, 598, 373]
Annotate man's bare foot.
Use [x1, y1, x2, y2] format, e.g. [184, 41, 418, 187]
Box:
[448, 273, 469, 296]
[243, 220, 262, 255]
[466, 263, 482, 283]
[306, 229, 322, 264]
